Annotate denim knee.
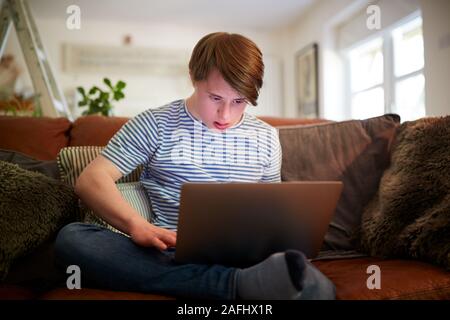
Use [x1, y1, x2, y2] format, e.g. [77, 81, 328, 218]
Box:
[54, 222, 100, 266]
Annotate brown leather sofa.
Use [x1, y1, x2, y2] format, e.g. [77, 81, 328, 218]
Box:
[0, 115, 449, 300]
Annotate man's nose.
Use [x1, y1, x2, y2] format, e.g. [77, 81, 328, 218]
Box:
[218, 102, 231, 121]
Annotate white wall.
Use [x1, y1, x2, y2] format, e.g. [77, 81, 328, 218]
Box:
[5, 17, 284, 118]
[276, 0, 363, 119]
[277, 0, 449, 120]
[420, 0, 450, 116]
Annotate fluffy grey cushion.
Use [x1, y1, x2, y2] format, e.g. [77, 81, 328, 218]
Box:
[357, 116, 450, 270]
[0, 161, 80, 280]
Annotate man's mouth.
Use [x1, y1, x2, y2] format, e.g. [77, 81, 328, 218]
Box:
[213, 122, 230, 130]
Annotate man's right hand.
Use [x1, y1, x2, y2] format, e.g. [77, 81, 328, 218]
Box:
[75, 155, 176, 251]
[128, 216, 177, 251]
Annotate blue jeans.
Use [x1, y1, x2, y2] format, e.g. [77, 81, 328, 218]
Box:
[54, 222, 236, 299]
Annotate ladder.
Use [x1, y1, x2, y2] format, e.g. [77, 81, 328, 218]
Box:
[0, 0, 72, 120]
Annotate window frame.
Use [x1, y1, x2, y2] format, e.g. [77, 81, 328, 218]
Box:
[343, 11, 424, 120]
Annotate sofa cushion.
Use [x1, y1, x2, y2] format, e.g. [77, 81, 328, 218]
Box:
[69, 115, 129, 146]
[83, 182, 154, 236]
[358, 116, 450, 270]
[68, 115, 331, 148]
[2, 241, 65, 291]
[278, 114, 400, 251]
[39, 287, 175, 300]
[0, 284, 38, 300]
[0, 161, 80, 281]
[313, 257, 450, 299]
[258, 116, 332, 127]
[0, 116, 71, 160]
[35, 257, 450, 300]
[57, 146, 150, 234]
[57, 146, 142, 186]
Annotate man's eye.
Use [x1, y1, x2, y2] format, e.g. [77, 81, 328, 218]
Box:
[233, 100, 245, 104]
[210, 96, 221, 101]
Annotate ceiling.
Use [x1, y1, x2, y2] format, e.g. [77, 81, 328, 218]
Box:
[28, 0, 316, 31]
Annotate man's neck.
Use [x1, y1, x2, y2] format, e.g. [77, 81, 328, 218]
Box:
[185, 95, 201, 122]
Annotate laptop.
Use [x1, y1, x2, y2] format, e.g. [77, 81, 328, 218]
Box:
[174, 181, 343, 268]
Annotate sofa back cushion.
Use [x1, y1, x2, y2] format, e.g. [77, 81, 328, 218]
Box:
[69, 115, 129, 146]
[0, 116, 71, 160]
[258, 116, 332, 127]
[68, 115, 331, 147]
[278, 114, 401, 251]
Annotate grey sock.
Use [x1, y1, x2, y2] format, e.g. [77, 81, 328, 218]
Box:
[236, 250, 336, 300]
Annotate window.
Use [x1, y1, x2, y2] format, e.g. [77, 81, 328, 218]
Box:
[392, 17, 425, 121]
[346, 15, 425, 121]
[349, 38, 385, 119]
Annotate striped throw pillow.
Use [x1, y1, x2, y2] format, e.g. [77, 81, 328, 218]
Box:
[57, 146, 142, 186]
[57, 146, 150, 236]
[83, 182, 153, 236]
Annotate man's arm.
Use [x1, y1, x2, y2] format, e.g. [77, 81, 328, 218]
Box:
[261, 127, 282, 183]
[75, 155, 176, 250]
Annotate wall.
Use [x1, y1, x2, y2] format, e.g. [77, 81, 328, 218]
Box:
[5, 0, 448, 120]
[4, 15, 283, 118]
[420, 0, 450, 116]
[277, 0, 449, 120]
[276, 0, 364, 119]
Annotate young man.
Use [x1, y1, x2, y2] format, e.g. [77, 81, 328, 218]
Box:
[55, 32, 336, 300]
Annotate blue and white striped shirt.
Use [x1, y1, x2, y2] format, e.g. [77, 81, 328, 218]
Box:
[102, 99, 281, 230]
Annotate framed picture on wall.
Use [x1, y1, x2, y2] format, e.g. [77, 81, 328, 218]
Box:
[296, 43, 319, 118]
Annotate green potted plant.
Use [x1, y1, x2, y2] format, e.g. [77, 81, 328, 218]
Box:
[77, 78, 126, 116]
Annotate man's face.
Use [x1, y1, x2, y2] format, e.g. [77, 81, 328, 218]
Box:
[188, 68, 248, 131]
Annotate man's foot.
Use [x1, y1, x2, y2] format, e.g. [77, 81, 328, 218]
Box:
[236, 250, 336, 300]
